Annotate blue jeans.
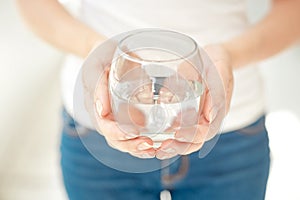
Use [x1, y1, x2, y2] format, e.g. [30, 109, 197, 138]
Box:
[60, 110, 270, 200]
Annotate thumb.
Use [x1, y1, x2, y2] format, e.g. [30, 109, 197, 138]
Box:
[94, 69, 111, 118]
[202, 89, 218, 124]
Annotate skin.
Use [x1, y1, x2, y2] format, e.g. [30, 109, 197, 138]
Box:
[17, 0, 300, 159]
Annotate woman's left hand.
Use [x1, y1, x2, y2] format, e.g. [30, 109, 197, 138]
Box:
[156, 44, 234, 160]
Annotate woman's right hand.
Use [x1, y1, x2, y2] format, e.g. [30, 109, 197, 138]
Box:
[82, 39, 156, 159]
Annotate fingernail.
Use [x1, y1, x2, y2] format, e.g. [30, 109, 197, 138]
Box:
[139, 153, 155, 159]
[157, 154, 172, 160]
[137, 142, 153, 151]
[158, 155, 169, 160]
[209, 106, 218, 122]
[95, 100, 103, 117]
[161, 148, 176, 154]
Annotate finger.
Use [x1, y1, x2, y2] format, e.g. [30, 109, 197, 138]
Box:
[94, 69, 111, 117]
[82, 39, 117, 97]
[155, 139, 178, 160]
[131, 83, 154, 104]
[171, 108, 198, 128]
[96, 117, 139, 140]
[156, 139, 204, 159]
[202, 89, 218, 123]
[108, 137, 156, 157]
[98, 101, 146, 135]
[116, 102, 146, 128]
[82, 40, 117, 129]
[177, 59, 202, 81]
[130, 151, 156, 159]
[115, 50, 142, 81]
[174, 124, 209, 143]
[158, 85, 177, 104]
[162, 74, 196, 104]
[199, 86, 226, 140]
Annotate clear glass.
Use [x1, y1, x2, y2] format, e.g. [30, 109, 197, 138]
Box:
[109, 29, 204, 148]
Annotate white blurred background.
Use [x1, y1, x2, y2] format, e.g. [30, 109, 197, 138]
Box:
[0, 0, 299, 199]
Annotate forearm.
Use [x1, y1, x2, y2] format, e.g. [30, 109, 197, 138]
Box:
[16, 0, 106, 58]
[224, 0, 300, 68]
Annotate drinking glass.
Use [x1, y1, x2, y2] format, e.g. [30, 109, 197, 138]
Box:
[109, 29, 205, 148]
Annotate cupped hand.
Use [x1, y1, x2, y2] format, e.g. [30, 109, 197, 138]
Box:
[82, 39, 156, 159]
[156, 44, 234, 159]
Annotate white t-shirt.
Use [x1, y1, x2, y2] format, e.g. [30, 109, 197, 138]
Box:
[61, 0, 265, 132]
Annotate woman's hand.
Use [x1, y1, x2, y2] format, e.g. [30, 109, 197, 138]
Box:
[82, 40, 156, 159]
[156, 44, 234, 159]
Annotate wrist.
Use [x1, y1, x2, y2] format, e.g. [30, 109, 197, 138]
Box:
[204, 43, 233, 72]
[84, 30, 106, 58]
[221, 41, 239, 69]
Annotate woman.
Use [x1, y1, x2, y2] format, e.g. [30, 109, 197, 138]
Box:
[17, 0, 300, 199]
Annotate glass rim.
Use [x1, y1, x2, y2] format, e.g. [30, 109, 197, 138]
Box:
[117, 29, 198, 63]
